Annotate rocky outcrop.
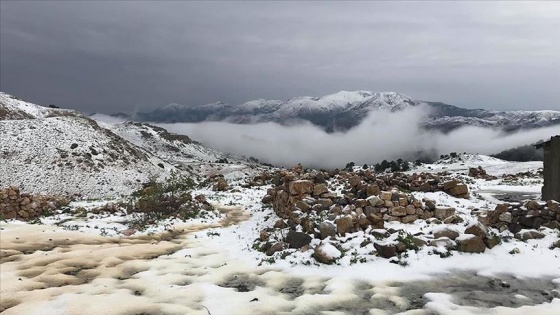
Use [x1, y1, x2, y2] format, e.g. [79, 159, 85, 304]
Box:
[0, 186, 69, 220]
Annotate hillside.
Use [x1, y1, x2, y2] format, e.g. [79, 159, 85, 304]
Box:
[0, 93, 236, 199]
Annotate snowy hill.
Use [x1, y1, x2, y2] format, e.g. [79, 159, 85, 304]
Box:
[131, 91, 560, 132]
[0, 92, 81, 120]
[0, 93, 238, 198]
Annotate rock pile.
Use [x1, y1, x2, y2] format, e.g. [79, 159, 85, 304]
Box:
[479, 200, 560, 235]
[469, 166, 498, 180]
[260, 167, 468, 231]
[0, 186, 69, 220]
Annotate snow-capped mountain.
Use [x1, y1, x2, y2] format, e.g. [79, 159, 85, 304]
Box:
[0, 92, 239, 198]
[132, 91, 560, 132]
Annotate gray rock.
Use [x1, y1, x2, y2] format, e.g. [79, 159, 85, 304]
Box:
[318, 222, 336, 240]
[285, 231, 312, 249]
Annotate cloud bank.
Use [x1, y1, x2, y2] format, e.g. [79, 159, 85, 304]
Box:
[159, 107, 560, 169]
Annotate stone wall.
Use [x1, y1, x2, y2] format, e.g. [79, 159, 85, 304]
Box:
[0, 187, 69, 220]
[260, 167, 464, 235]
[478, 200, 560, 234]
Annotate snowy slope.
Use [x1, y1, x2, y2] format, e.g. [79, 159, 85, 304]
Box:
[106, 122, 233, 167]
[0, 92, 80, 120]
[0, 116, 175, 198]
[0, 92, 250, 199]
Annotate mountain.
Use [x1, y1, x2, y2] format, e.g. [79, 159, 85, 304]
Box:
[130, 91, 560, 132]
[0, 92, 238, 199]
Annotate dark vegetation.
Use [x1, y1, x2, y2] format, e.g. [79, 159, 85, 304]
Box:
[491, 140, 545, 162]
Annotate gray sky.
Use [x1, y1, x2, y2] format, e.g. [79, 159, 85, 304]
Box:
[1, 1, 560, 113]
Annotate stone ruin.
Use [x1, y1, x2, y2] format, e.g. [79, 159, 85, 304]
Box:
[0, 186, 69, 220]
[478, 200, 560, 239]
[250, 165, 560, 263]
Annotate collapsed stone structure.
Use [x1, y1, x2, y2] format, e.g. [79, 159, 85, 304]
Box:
[259, 166, 468, 232]
[537, 136, 560, 202]
[0, 186, 69, 220]
[478, 200, 560, 235]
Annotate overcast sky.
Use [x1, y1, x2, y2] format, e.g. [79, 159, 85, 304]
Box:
[1, 1, 560, 113]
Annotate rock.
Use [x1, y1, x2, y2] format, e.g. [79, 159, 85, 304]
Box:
[390, 206, 407, 217]
[412, 237, 427, 247]
[313, 184, 329, 196]
[288, 180, 314, 195]
[465, 222, 488, 238]
[401, 215, 418, 224]
[213, 179, 229, 191]
[259, 230, 270, 241]
[498, 212, 513, 223]
[318, 222, 336, 240]
[317, 198, 334, 209]
[314, 243, 342, 264]
[366, 195, 381, 206]
[429, 238, 455, 249]
[514, 230, 545, 241]
[336, 216, 354, 236]
[443, 215, 464, 224]
[285, 231, 312, 249]
[366, 184, 380, 196]
[457, 235, 486, 253]
[525, 200, 540, 211]
[348, 175, 362, 187]
[443, 180, 458, 191]
[273, 219, 287, 229]
[366, 213, 385, 229]
[267, 242, 285, 256]
[380, 191, 392, 200]
[374, 243, 397, 259]
[450, 184, 469, 197]
[435, 208, 456, 220]
[484, 236, 501, 249]
[433, 227, 460, 240]
[424, 199, 436, 211]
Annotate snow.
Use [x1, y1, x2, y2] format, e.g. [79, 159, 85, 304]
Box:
[1, 94, 560, 313]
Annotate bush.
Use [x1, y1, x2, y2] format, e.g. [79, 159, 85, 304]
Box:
[126, 173, 202, 229]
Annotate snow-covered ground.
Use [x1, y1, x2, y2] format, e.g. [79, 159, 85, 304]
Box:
[2, 156, 559, 315]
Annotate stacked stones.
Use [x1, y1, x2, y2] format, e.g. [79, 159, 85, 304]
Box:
[261, 167, 461, 236]
[0, 186, 69, 220]
[253, 167, 470, 199]
[479, 200, 560, 234]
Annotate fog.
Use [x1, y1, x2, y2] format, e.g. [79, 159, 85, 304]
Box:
[157, 106, 560, 168]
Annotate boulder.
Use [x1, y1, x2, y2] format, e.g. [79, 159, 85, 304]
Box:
[318, 222, 336, 240]
[435, 208, 456, 220]
[401, 215, 418, 224]
[464, 222, 488, 238]
[374, 243, 397, 259]
[457, 235, 486, 253]
[514, 230, 545, 241]
[285, 231, 312, 249]
[390, 206, 407, 217]
[433, 227, 460, 240]
[336, 216, 354, 236]
[288, 180, 314, 195]
[314, 243, 342, 264]
[267, 242, 285, 256]
[313, 184, 329, 196]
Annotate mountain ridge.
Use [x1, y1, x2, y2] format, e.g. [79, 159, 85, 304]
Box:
[128, 91, 560, 132]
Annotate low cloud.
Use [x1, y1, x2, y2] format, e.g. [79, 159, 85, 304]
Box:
[157, 106, 559, 169]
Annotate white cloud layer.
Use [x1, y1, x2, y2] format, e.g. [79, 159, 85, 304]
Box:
[160, 107, 560, 168]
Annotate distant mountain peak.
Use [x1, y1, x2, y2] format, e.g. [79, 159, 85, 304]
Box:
[125, 90, 560, 132]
